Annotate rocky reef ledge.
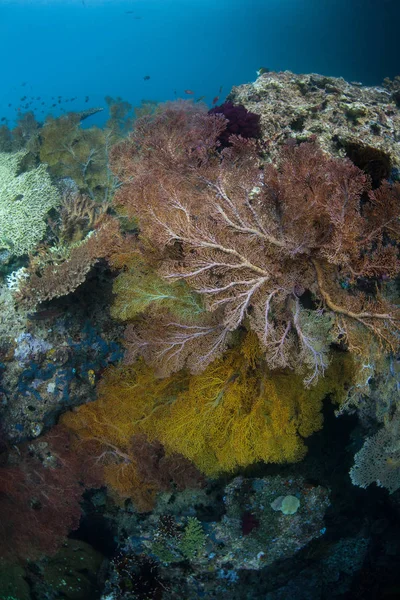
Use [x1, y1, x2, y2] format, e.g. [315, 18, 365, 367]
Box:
[229, 70, 400, 186]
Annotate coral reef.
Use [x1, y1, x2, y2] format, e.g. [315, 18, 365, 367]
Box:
[99, 474, 330, 599]
[0, 316, 122, 442]
[1, 68, 400, 598]
[209, 475, 330, 571]
[262, 536, 370, 600]
[0, 540, 103, 600]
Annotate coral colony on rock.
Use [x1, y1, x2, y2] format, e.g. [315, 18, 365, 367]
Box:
[1, 68, 400, 600]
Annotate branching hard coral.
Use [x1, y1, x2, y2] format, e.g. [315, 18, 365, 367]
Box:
[62, 333, 354, 478]
[110, 104, 400, 384]
[0, 151, 60, 256]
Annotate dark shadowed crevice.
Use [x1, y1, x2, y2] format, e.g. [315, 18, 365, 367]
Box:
[337, 140, 392, 188]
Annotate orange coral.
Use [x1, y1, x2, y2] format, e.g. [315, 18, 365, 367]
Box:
[61, 366, 189, 509]
[62, 334, 354, 480]
[146, 334, 354, 475]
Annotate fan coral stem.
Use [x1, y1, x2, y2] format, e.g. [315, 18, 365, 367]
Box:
[312, 259, 395, 322]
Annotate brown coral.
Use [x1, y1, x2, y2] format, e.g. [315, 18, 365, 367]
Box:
[110, 104, 400, 383]
[16, 215, 122, 308]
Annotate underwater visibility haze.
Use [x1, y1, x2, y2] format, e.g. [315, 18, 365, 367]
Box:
[0, 0, 400, 599]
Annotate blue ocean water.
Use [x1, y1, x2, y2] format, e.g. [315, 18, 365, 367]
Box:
[0, 0, 398, 126]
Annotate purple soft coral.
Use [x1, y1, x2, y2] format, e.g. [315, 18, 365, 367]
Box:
[208, 101, 261, 147]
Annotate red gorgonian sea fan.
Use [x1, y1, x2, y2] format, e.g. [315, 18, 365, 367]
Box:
[0, 426, 102, 560]
[110, 102, 400, 384]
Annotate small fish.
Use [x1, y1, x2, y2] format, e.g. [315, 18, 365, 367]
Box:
[1, 117, 5, 122]
[143, 75, 150, 81]
[21, 82, 27, 87]
[184, 89, 194, 95]
[212, 96, 219, 105]
[85, 96, 89, 102]
[27, 307, 64, 321]
[219, 85, 223, 93]
[8, 103, 11, 107]
[52, 103, 56, 107]
[195, 95, 206, 102]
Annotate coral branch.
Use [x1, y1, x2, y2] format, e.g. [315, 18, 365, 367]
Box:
[110, 103, 400, 380]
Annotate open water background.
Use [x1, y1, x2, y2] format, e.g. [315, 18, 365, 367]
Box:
[0, 0, 399, 126]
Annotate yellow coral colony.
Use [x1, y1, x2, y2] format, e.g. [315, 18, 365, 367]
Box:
[62, 333, 354, 488]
